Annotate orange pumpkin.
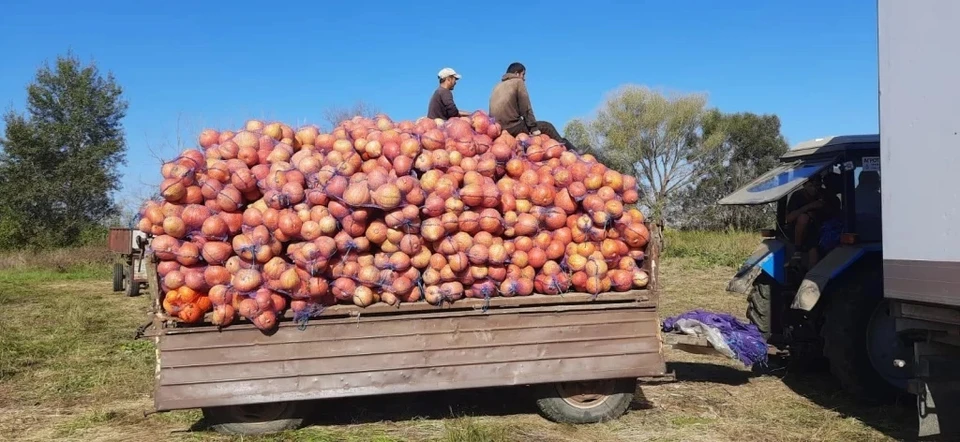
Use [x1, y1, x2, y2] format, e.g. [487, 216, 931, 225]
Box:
[178, 286, 200, 304]
[178, 303, 203, 323]
[196, 295, 213, 312]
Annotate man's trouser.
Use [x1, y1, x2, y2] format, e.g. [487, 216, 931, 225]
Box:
[505, 121, 583, 154]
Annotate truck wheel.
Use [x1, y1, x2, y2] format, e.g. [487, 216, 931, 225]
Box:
[203, 402, 303, 435]
[113, 263, 124, 292]
[534, 378, 636, 424]
[746, 283, 773, 339]
[821, 268, 912, 402]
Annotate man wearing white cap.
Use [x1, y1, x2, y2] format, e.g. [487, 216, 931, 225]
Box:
[427, 68, 469, 120]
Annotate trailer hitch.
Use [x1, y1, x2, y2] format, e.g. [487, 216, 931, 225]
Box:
[134, 319, 156, 340]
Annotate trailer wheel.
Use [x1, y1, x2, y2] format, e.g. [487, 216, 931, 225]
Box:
[203, 401, 303, 435]
[113, 263, 125, 292]
[534, 378, 636, 424]
[125, 266, 140, 298]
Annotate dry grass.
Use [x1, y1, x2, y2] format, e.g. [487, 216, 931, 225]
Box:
[0, 245, 113, 276]
[0, 232, 916, 442]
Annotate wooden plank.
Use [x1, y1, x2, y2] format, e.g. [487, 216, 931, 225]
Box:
[155, 354, 667, 411]
[663, 333, 711, 347]
[161, 321, 651, 366]
[159, 308, 657, 351]
[160, 335, 660, 385]
[160, 314, 655, 366]
[108, 228, 133, 254]
[155, 299, 659, 333]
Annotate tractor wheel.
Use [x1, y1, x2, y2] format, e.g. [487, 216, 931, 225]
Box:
[821, 267, 912, 402]
[746, 283, 773, 339]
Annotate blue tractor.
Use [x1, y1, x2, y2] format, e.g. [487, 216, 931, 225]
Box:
[719, 134, 912, 401]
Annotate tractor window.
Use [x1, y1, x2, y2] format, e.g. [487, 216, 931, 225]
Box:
[853, 155, 882, 241]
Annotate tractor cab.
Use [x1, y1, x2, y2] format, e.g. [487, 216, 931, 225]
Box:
[722, 134, 882, 295]
[717, 134, 909, 401]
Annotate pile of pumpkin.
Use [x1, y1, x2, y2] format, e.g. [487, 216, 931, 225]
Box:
[139, 111, 651, 331]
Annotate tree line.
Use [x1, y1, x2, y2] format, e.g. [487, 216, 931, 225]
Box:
[564, 85, 788, 232]
[0, 54, 787, 250]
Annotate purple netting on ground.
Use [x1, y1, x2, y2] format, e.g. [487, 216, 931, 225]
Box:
[663, 309, 768, 367]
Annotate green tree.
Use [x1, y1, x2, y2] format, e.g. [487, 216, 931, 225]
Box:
[565, 85, 725, 227]
[563, 119, 592, 154]
[678, 110, 789, 230]
[0, 53, 128, 249]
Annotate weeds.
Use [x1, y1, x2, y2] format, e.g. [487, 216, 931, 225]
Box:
[441, 417, 513, 442]
[0, 245, 113, 280]
[663, 230, 759, 268]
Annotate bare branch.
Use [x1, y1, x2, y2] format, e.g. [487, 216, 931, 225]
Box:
[323, 100, 381, 130]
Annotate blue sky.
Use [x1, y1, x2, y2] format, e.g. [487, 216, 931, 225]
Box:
[1, 0, 878, 206]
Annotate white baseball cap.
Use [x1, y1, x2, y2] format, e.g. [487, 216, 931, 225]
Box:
[438, 68, 462, 80]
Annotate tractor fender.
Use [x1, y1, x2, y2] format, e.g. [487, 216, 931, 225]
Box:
[792, 243, 882, 311]
[727, 240, 786, 294]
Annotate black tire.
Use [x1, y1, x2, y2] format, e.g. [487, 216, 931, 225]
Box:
[113, 263, 125, 292]
[746, 283, 773, 339]
[821, 267, 910, 402]
[125, 280, 140, 297]
[125, 262, 140, 297]
[746, 281, 828, 374]
[535, 378, 636, 424]
[203, 402, 304, 436]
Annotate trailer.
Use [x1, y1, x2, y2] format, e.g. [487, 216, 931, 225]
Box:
[108, 227, 149, 297]
[878, 0, 960, 437]
[139, 225, 668, 435]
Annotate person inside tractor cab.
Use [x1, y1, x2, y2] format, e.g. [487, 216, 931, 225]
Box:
[784, 173, 843, 269]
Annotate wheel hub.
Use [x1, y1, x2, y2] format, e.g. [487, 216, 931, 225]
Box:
[556, 380, 614, 409]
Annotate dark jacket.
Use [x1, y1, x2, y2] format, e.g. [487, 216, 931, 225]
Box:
[427, 87, 460, 120]
[489, 73, 537, 135]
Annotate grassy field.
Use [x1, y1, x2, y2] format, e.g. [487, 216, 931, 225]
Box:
[0, 231, 916, 441]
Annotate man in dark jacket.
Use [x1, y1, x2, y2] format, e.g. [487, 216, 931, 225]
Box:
[427, 68, 469, 120]
[488, 62, 582, 153]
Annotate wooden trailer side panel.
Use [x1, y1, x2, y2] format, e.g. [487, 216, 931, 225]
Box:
[154, 299, 664, 411]
[108, 228, 134, 254]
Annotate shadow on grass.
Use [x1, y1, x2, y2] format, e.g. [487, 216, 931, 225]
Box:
[184, 386, 540, 434]
[667, 361, 757, 386]
[757, 357, 919, 441]
[305, 386, 542, 425]
[187, 383, 656, 434]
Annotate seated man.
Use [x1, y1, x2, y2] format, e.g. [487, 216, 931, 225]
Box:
[488, 62, 584, 154]
[427, 67, 470, 120]
[785, 174, 843, 268]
